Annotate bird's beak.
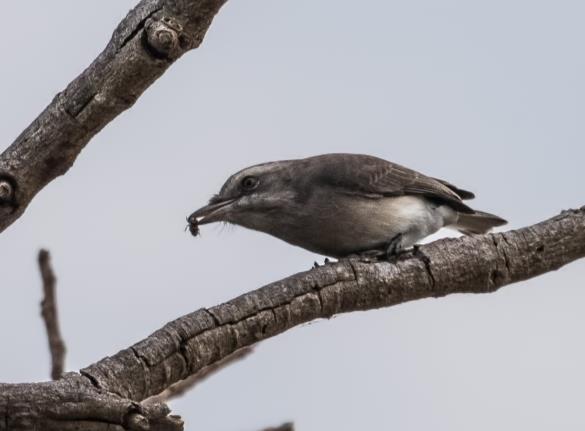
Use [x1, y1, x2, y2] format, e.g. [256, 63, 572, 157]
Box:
[187, 198, 236, 226]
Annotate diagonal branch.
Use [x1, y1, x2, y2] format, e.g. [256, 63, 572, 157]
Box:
[0, 0, 229, 233]
[1, 207, 583, 430]
[80, 207, 585, 401]
[38, 249, 67, 380]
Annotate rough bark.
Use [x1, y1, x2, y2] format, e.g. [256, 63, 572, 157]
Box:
[1, 207, 582, 430]
[0, 0, 228, 233]
[0, 375, 182, 431]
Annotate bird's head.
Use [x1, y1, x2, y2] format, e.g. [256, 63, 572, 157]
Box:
[187, 160, 298, 234]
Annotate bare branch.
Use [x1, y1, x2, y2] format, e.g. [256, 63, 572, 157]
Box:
[80, 207, 585, 402]
[146, 347, 253, 404]
[0, 0, 229, 234]
[1, 207, 584, 429]
[262, 423, 294, 431]
[0, 376, 183, 431]
[38, 249, 66, 380]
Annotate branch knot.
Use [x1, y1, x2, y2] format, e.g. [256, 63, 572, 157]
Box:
[0, 179, 14, 204]
[144, 17, 190, 60]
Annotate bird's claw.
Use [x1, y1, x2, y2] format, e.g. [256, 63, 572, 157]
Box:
[384, 233, 403, 259]
[345, 233, 405, 263]
[313, 257, 333, 269]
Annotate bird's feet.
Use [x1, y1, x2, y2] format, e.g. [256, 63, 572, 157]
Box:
[356, 249, 385, 262]
[384, 233, 403, 258]
[313, 257, 332, 268]
[348, 233, 405, 262]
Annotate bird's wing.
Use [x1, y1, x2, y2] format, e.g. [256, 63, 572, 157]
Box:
[310, 154, 475, 213]
[431, 178, 475, 200]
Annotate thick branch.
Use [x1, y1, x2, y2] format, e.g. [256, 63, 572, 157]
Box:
[0, 376, 182, 431]
[80, 207, 585, 401]
[0, 0, 228, 233]
[1, 207, 583, 430]
[38, 249, 66, 380]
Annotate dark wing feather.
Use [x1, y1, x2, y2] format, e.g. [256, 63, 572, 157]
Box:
[307, 154, 475, 213]
[432, 178, 475, 200]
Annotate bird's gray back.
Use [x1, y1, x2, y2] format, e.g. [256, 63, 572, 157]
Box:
[297, 153, 475, 213]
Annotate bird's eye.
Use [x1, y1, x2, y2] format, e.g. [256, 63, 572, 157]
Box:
[241, 176, 259, 191]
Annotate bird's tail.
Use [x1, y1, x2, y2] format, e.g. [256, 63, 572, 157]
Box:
[454, 211, 507, 235]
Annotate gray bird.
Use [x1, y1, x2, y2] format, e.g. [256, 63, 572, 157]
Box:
[188, 153, 506, 258]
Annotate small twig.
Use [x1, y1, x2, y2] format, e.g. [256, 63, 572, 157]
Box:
[261, 423, 294, 431]
[38, 249, 66, 380]
[146, 346, 253, 404]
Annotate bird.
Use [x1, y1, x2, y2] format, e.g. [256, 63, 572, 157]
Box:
[187, 153, 506, 258]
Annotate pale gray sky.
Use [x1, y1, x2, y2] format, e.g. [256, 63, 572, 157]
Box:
[1, 1, 584, 430]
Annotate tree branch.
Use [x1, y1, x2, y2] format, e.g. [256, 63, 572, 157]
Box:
[261, 423, 294, 431]
[38, 249, 67, 380]
[0, 376, 183, 431]
[1, 207, 583, 430]
[79, 207, 585, 402]
[0, 0, 228, 233]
